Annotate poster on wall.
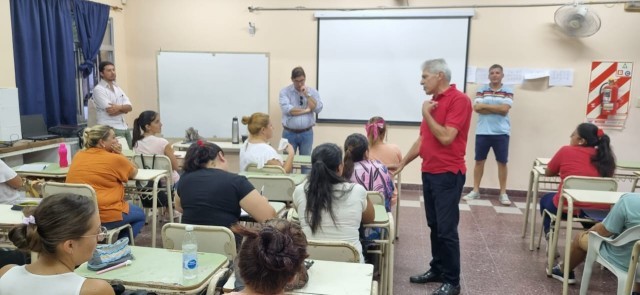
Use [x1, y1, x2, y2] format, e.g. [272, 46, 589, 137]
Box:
[586, 61, 633, 130]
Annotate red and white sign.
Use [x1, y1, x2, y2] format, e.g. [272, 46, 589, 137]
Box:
[586, 61, 633, 129]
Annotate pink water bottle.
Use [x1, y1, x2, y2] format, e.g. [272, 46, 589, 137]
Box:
[58, 144, 68, 168]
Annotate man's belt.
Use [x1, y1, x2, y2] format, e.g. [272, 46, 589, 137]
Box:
[283, 126, 313, 133]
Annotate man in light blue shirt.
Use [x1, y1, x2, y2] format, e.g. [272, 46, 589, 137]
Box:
[549, 193, 640, 291]
[463, 64, 514, 206]
[279, 67, 323, 171]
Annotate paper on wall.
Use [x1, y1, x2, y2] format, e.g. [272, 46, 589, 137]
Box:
[466, 66, 477, 83]
[523, 69, 550, 80]
[549, 69, 574, 86]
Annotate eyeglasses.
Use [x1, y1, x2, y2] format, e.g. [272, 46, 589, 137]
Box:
[81, 226, 108, 242]
[299, 96, 304, 106]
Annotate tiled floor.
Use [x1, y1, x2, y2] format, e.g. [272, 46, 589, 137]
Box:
[393, 190, 617, 295]
[134, 188, 618, 295]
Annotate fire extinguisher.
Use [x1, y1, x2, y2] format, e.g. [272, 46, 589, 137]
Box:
[599, 78, 618, 116]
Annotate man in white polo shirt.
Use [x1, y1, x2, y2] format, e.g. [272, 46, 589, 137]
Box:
[92, 61, 133, 148]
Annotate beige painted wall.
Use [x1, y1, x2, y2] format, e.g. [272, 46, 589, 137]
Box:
[2, 0, 639, 189]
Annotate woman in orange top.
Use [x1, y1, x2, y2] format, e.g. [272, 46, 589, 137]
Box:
[66, 125, 142, 240]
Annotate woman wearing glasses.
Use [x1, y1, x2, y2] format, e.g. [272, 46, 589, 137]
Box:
[66, 125, 143, 241]
[239, 112, 294, 173]
[0, 193, 115, 295]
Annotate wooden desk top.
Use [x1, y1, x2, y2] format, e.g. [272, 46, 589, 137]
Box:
[133, 169, 168, 181]
[76, 246, 228, 291]
[13, 162, 69, 178]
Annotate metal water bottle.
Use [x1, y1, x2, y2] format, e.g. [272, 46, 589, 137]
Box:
[232, 117, 239, 144]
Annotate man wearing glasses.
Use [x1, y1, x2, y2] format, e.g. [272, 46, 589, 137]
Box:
[279, 67, 323, 172]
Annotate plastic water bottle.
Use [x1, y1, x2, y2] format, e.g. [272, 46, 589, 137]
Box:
[231, 117, 239, 144]
[182, 225, 198, 281]
[58, 144, 68, 168]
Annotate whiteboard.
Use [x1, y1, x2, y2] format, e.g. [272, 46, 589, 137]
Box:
[316, 11, 472, 124]
[157, 52, 269, 138]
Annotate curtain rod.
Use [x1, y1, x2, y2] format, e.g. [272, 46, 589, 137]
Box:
[248, 1, 630, 12]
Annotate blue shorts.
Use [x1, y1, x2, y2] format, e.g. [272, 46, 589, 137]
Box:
[475, 134, 509, 163]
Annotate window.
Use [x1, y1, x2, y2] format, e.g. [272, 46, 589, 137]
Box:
[73, 18, 114, 124]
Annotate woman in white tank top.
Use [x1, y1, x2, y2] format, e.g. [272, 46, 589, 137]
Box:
[0, 194, 114, 295]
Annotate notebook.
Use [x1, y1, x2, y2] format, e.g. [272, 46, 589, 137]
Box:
[20, 114, 61, 141]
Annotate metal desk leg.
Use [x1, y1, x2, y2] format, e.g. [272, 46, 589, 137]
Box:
[529, 170, 541, 251]
[522, 167, 535, 238]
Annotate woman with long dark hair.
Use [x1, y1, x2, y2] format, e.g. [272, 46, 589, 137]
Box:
[132, 110, 180, 184]
[540, 122, 617, 236]
[293, 143, 374, 263]
[343, 133, 396, 211]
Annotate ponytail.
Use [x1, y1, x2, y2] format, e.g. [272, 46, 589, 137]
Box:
[342, 133, 369, 179]
[131, 118, 142, 148]
[592, 134, 616, 177]
[305, 143, 346, 233]
[183, 141, 223, 173]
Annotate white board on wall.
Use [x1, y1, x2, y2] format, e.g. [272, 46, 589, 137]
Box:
[157, 51, 269, 138]
[315, 10, 473, 124]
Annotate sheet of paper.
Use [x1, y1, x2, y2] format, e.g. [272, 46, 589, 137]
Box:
[466, 66, 477, 83]
[17, 163, 48, 171]
[503, 68, 524, 85]
[475, 67, 489, 85]
[523, 69, 550, 80]
[549, 69, 574, 86]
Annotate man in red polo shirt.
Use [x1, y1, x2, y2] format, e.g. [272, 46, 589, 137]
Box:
[396, 58, 472, 295]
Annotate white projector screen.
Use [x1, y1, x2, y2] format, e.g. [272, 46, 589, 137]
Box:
[316, 10, 473, 124]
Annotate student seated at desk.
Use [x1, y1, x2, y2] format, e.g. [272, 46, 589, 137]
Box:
[0, 159, 24, 205]
[343, 133, 396, 211]
[132, 110, 180, 184]
[293, 143, 375, 263]
[540, 123, 616, 236]
[66, 125, 144, 240]
[366, 116, 403, 172]
[175, 141, 276, 228]
[228, 219, 309, 295]
[0, 194, 114, 295]
[549, 193, 640, 291]
[239, 112, 294, 172]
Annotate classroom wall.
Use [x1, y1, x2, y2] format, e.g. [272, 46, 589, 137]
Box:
[0, 0, 15, 88]
[2, 0, 639, 190]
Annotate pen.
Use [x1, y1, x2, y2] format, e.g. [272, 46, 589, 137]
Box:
[96, 260, 132, 274]
[260, 185, 265, 195]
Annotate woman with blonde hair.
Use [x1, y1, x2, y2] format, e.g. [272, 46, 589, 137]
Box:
[0, 193, 114, 295]
[66, 125, 143, 240]
[239, 112, 294, 172]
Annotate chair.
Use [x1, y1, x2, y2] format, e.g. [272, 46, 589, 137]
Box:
[205, 267, 230, 295]
[625, 240, 640, 295]
[41, 182, 134, 245]
[246, 175, 295, 203]
[246, 163, 286, 174]
[306, 240, 360, 263]
[580, 225, 640, 295]
[161, 223, 237, 261]
[537, 176, 617, 249]
[287, 207, 299, 223]
[130, 154, 178, 222]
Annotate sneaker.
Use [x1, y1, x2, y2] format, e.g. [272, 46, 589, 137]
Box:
[499, 194, 511, 206]
[550, 265, 576, 284]
[462, 191, 480, 201]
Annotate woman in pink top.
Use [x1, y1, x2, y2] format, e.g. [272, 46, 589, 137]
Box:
[132, 110, 180, 183]
[539, 123, 616, 235]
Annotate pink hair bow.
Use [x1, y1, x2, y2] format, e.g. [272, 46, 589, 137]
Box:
[365, 120, 385, 141]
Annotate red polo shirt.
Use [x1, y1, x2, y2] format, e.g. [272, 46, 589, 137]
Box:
[419, 84, 472, 174]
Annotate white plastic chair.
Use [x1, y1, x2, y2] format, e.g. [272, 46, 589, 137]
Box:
[161, 223, 237, 260]
[246, 175, 295, 203]
[41, 182, 134, 245]
[130, 154, 179, 223]
[538, 176, 617, 249]
[580, 225, 640, 295]
[306, 240, 361, 263]
[246, 163, 286, 174]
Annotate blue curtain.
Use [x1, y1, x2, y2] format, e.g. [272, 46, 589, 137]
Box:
[10, 0, 77, 127]
[74, 0, 109, 78]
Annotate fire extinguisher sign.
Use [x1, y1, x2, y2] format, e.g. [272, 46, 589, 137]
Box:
[586, 61, 633, 130]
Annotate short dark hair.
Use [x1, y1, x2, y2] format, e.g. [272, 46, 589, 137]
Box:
[489, 64, 503, 72]
[232, 219, 308, 294]
[291, 67, 306, 79]
[183, 142, 224, 173]
[99, 61, 114, 73]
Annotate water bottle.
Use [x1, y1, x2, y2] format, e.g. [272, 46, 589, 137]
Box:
[182, 225, 198, 281]
[231, 117, 239, 144]
[58, 144, 68, 168]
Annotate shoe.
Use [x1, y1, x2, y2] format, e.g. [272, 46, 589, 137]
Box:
[550, 264, 576, 285]
[431, 283, 461, 295]
[462, 191, 480, 201]
[499, 193, 512, 206]
[409, 270, 443, 284]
